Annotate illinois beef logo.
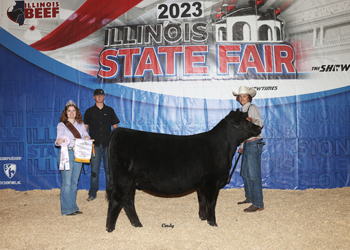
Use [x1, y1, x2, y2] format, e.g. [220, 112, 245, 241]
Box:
[98, 0, 297, 83]
[7, 1, 59, 26]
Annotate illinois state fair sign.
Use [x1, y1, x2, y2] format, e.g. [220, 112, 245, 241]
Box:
[1, 0, 350, 191]
[97, 1, 297, 102]
[93, 0, 350, 103]
[98, 12, 296, 80]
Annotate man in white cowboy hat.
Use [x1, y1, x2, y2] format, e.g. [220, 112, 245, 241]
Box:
[232, 86, 264, 212]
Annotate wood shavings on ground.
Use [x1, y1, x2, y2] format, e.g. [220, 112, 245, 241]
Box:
[1, 187, 350, 250]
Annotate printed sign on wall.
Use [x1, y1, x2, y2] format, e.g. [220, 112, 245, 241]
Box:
[1, 0, 349, 191]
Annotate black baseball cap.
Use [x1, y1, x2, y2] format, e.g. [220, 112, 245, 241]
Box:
[94, 89, 105, 96]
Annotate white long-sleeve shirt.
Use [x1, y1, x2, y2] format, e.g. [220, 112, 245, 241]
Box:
[56, 121, 90, 148]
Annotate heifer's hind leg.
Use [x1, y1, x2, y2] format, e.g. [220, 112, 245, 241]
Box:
[123, 184, 142, 227]
[197, 188, 207, 220]
[106, 189, 123, 233]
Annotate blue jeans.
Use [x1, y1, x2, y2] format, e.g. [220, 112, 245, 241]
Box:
[58, 149, 82, 215]
[88, 145, 109, 198]
[241, 139, 264, 208]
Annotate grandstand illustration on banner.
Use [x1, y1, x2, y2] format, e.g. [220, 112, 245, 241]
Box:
[215, 0, 292, 43]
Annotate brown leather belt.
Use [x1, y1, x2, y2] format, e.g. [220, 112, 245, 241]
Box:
[245, 138, 259, 143]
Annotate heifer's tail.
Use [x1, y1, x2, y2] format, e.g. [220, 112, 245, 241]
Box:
[106, 151, 114, 202]
[106, 128, 118, 202]
[106, 189, 113, 203]
[106, 176, 113, 202]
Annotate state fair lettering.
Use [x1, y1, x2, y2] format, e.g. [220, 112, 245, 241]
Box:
[98, 43, 296, 81]
[98, 45, 209, 79]
[218, 44, 296, 75]
[97, 4, 297, 82]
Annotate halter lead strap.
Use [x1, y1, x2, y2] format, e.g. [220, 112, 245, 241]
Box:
[223, 118, 242, 130]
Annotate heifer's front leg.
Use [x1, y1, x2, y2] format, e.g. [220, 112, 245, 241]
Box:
[205, 189, 220, 227]
[106, 190, 123, 233]
[197, 188, 207, 221]
[123, 185, 142, 227]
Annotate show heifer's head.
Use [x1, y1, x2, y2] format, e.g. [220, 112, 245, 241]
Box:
[224, 109, 262, 142]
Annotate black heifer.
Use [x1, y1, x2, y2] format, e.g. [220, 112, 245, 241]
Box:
[106, 110, 261, 232]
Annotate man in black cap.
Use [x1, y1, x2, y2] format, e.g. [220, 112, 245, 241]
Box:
[84, 89, 120, 201]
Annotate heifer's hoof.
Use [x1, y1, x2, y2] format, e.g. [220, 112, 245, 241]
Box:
[199, 212, 207, 221]
[132, 222, 143, 227]
[208, 221, 218, 227]
[106, 228, 115, 233]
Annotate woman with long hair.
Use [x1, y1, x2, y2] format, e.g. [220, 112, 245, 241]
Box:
[55, 100, 90, 216]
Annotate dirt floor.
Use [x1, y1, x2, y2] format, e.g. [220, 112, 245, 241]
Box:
[1, 187, 350, 250]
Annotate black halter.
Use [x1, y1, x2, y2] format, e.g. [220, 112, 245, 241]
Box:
[223, 118, 242, 130]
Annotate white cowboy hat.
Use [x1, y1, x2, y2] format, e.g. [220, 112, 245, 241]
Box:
[232, 86, 256, 98]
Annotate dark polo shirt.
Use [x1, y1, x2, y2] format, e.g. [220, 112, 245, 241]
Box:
[84, 104, 120, 148]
